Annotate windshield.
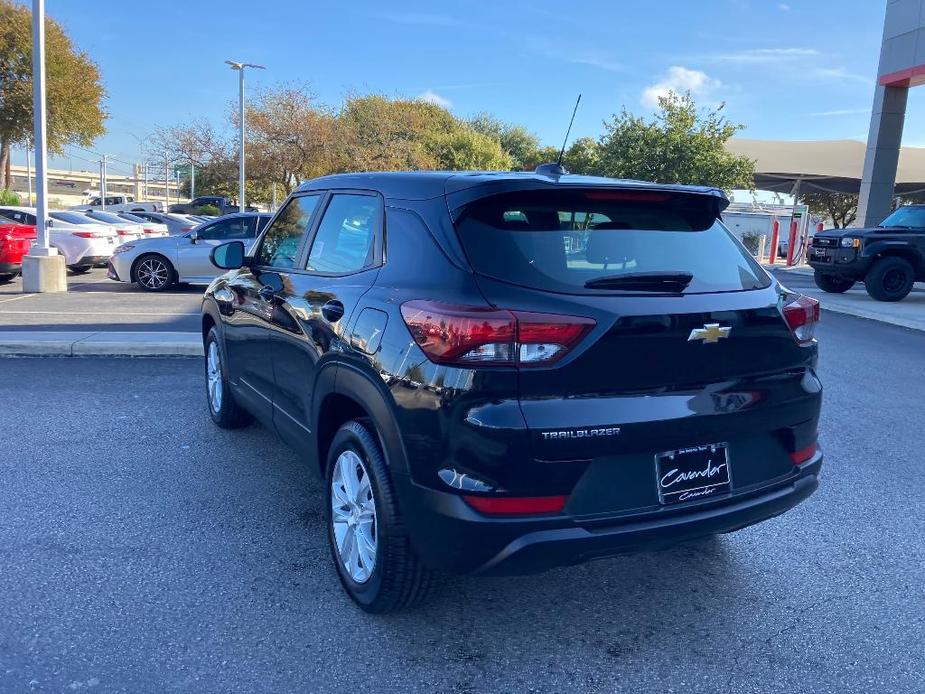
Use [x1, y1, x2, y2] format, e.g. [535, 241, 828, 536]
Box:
[51, 211, 96, 225]
[879, 206, 925, 228]
[454, 189, 770, 294]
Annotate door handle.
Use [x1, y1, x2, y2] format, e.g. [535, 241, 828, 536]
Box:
[258, 285, 277, 301]
[321, 300, 345, 323]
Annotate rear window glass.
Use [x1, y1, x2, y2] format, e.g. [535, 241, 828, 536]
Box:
[453, 190, 770, 294]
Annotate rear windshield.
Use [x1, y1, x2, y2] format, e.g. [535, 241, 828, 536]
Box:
[453, 189, 770, 294]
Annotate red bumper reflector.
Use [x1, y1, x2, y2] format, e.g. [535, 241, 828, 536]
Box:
[462, 495, 568, 516]
[790, 443, 817, 464]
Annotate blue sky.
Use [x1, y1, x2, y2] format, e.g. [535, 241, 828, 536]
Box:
[12, 0, 918, 176]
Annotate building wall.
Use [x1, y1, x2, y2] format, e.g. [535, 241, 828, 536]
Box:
[857, 0, 925, 226]
[7, 164, 186, 209]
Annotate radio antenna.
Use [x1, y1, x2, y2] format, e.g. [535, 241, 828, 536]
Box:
[557, 94, 582, 168]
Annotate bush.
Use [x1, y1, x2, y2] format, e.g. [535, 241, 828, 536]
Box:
[192, 204, 221, 216]
[740, 232, 764, 256]
[0, 189, 21, 205]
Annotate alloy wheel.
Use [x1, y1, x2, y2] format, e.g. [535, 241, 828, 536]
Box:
[331, 450, 378, 583]
[137, 257, 170, 289]
[207, 340, 223, 413]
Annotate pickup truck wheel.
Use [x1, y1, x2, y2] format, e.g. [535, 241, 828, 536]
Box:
[813, 271, 854, 293]
[325, 420, 435, 613]
[865, 257, 914, 302]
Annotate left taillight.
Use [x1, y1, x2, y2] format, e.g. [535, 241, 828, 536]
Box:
[116, 229, 132, 236]
[782, 295, 820, 345]
[399, 300, 595, 367]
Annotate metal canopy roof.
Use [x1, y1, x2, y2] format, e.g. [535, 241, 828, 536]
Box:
[727, 138, 925, 195]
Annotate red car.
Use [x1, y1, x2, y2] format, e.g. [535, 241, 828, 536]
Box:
[0, 219, 36, 283]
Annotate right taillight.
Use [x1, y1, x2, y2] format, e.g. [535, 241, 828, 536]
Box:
[72, 231, 102, 238]
[782, 295, 820, 345]
[400, 300, 595, 367]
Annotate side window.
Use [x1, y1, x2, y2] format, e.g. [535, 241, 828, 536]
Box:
[255, 195, 321, 268]
[305, 194, 378, 274]
[197, 220, 231, 241]
[198, 218, 254, 241]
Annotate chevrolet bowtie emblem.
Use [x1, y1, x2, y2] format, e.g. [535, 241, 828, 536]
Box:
[688, 323, 731, 343]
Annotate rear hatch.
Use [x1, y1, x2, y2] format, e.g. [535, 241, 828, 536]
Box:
[450, 186, 819, 508]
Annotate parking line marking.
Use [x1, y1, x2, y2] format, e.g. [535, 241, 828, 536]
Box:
[0, 294, 37, 304]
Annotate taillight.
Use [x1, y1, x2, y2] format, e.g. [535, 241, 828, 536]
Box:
[782, 295, 820, 345]
[143, 227, 155, 234]
[462, 495, 568, 516]
[400, 300, 595, 367]
[180, 226, 193, 232]
[790, 442, 817, 465]
[72, 231, 103, 238]
[116, 229, 132, 236]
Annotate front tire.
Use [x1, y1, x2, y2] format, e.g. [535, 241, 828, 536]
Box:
[865, 257, 914, 302]
[69, 266, 92, 275]
[205, 327, 252, 429]
[325, 420, 434, 613]
[134, 254, 176, 292]
[813, 271, 855, 293]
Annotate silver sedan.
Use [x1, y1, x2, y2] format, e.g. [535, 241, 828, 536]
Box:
[107, 212, 272, 291]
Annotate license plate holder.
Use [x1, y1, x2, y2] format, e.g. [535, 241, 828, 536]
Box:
[656, 444, 730, 505]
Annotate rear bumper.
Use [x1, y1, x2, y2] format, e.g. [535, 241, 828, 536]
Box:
[397, 454, 822, 575]
[0, 261, 22, 275]
[70, 255, 109, 269]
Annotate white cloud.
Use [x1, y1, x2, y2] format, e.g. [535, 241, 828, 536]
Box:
[777, 3, 791, 10]
[641, 66, 721, 108]
[417, 90, 452, 108]
[713, 47, 819, 63]
[807, 108, 869, 117]
[809, 67, 871, 84]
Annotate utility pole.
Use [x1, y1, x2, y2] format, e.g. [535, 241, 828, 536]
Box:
[164, 152, 170, 208]
[143, 163, 148, 199]
[100, 154, 107, 209]
[226, 60, 265, 212]
[25, 145, 32, 206]
[190, 163, 195, 201]
[22, 0, 66, 293]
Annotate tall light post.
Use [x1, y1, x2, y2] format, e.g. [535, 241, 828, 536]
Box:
[225, 60, 265, 213]
[22, 0, 66, 293]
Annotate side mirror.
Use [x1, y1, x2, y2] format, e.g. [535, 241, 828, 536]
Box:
[189, 230, 199, 244]
[210, 240, 246, 270]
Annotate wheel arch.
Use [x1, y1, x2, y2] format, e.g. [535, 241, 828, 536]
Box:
[314, 363, 409, 480]
[865, 243, 923, 271]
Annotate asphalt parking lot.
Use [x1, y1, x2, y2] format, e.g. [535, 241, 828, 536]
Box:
[0, 268, 201, 332]
[1, 311, 922, 693]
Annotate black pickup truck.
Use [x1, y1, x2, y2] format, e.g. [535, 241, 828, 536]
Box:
[169, 195, 257, 216]
[808, 204, 925, 302]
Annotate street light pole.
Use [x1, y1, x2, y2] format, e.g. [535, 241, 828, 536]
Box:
[225, 60, 265, 213]
[26, 145, 32, 206]
[22, 0, 66, 293]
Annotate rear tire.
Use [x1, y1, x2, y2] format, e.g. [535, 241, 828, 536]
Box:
[69, 266, 92, 275]
[205, 327, 252, 429]
[0, 273, 15, 284]
[325, 420, 434, 613]
[133, 253, 176, 292]
[865, 257, 914, 302]
[813, 271, 854, 293]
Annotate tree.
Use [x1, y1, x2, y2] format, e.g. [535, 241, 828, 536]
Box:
[0, 0, 106, 189]
[428, 128, 511, 171]
[147, 120, 221, 199]
[596, 92, 755, 190]
[802, 192, 857, 228]
[468, 113, 540, 170]
[561, 136, 601, 175]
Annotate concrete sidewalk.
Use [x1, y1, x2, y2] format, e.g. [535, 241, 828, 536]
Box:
[0, 331, 202, 357]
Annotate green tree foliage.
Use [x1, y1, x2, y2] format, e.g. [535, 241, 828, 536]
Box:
[468, 113, 540, 170]
[801, 192, 858, 228]
[561, 136, 602, 175]
[0, 0, 106, 189]
[596, 92, 755, 190]
[0, 188, 20, 204]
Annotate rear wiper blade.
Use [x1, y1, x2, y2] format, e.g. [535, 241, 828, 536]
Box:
[585, 271, 694, 291]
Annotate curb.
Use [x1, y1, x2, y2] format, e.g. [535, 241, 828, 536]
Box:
[0, 331, 203, 357]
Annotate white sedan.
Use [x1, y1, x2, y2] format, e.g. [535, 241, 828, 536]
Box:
[108, 212, 271, 291]
[0, 206, 121, 273]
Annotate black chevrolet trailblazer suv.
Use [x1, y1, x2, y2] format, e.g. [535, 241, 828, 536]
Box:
[809, 204, 925, 301]
[200, 169, 824, 612]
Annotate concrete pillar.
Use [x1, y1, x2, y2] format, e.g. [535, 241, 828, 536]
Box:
[22, 252, 67, 293]
[856, 84, 908, 228]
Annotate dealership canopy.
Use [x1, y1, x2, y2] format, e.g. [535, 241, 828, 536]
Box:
[727, 138, 925, 195]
